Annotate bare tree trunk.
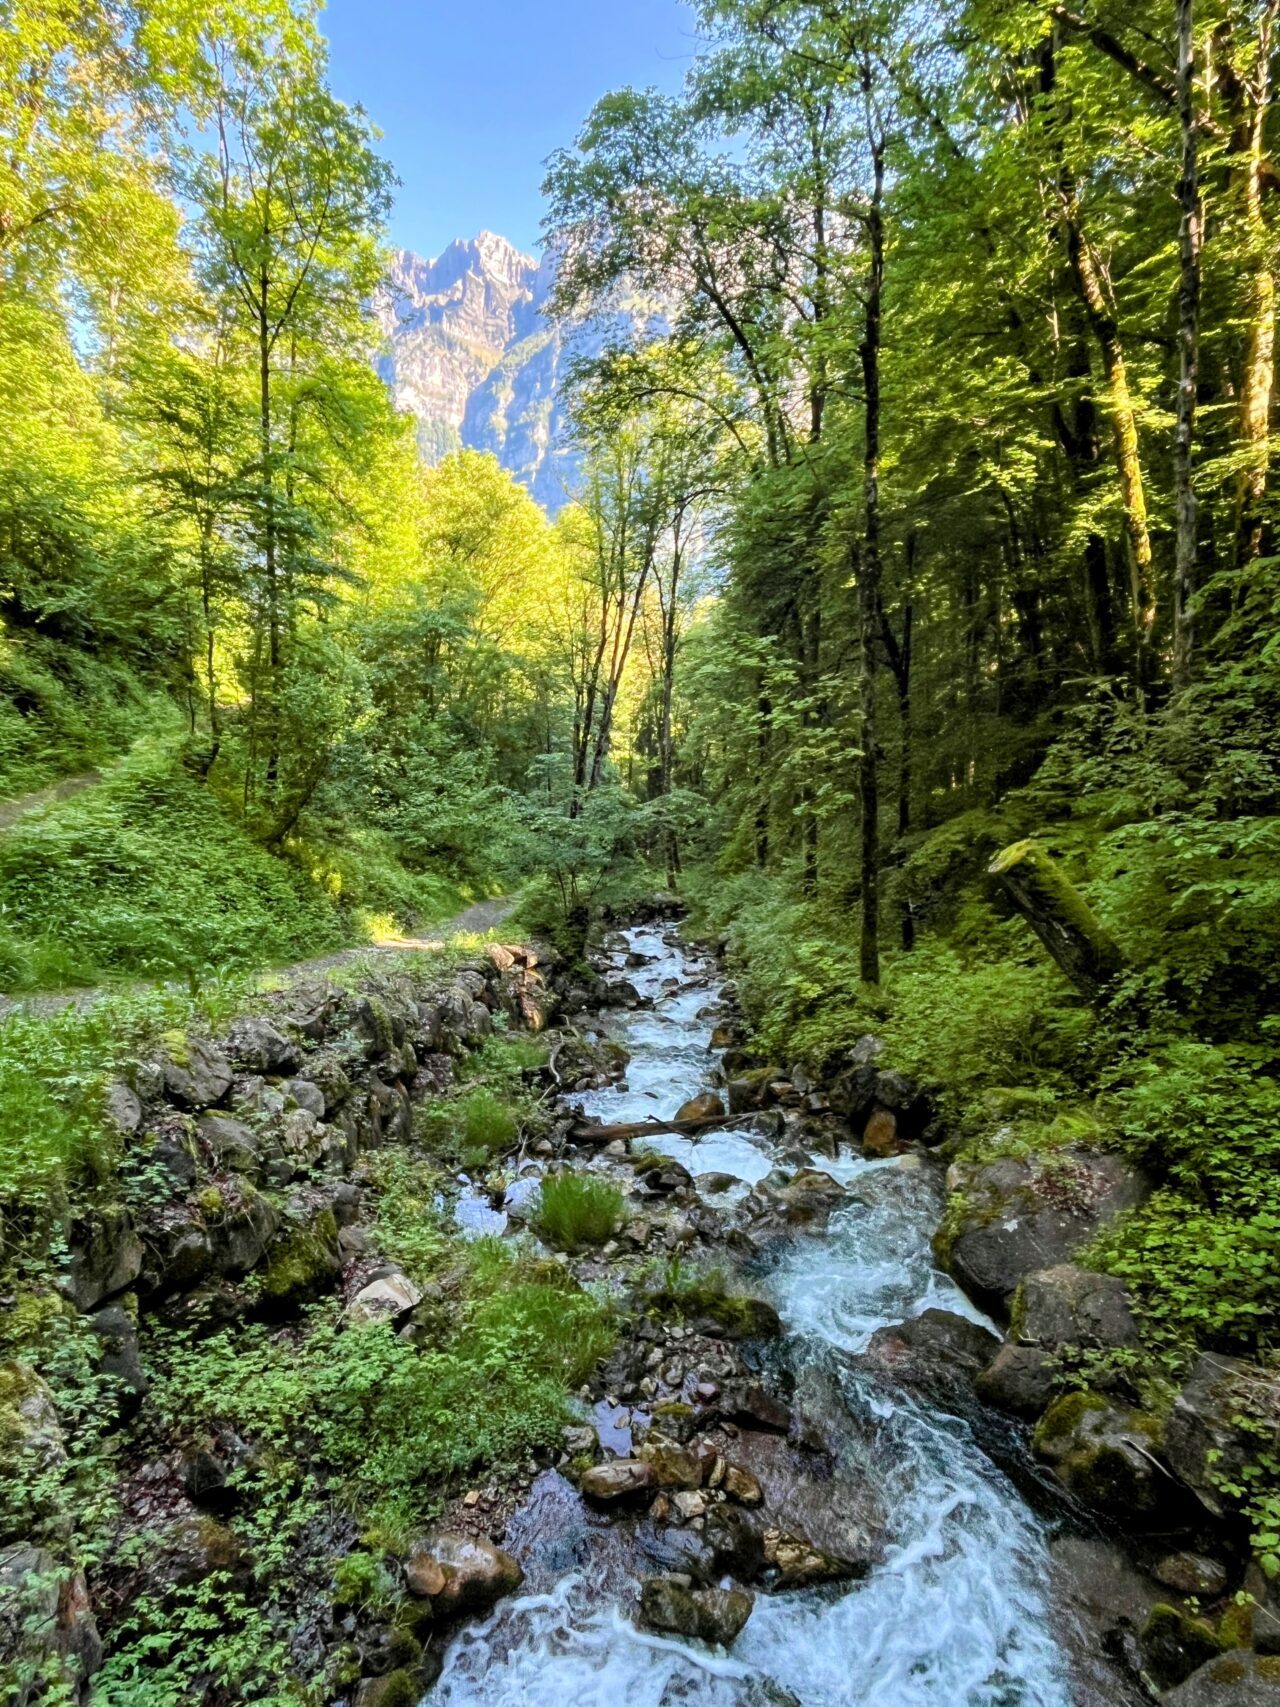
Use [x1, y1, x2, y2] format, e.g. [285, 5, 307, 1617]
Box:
[1232, 0, 1278, 567]
[857, 66, 886, 986]
[1064, 218, 1156, 685]
[1173, 0, 1202, 687]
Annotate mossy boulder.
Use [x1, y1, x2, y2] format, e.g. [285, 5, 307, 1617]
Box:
[938, 1150, 1149, 1316]
[1163, 1651, 1280, 1703]
[355, 1668, 420, 1707]
[638, 1576, 753, 1646]
[0, 1364, 67, 1544]
[1142, 1603, 1226, 1691]
[1033, 1391, 1169, 1525]
[256, 1210, 340, 1317]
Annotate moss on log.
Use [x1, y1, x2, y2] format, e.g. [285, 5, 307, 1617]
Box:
[989, 839, 1124, 998]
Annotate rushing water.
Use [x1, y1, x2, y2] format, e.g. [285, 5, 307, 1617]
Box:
[427, 924, 1111, 1707]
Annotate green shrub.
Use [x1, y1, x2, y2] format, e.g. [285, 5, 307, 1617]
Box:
[533, 1172, 625, 1252]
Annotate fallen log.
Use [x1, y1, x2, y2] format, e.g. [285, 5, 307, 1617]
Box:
[988, 838, 1124, 999]
[569, 1112, 739, 1146]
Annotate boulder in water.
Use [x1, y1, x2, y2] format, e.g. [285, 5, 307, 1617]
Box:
[763, 1527, 863, 1589]
[638, 1576, 754, 1646]
[864, 1309, 1000, 1404]
[675, 1092, 726, 1123]
[403, 1533, 522, 1614]
[580, 1459, 658, 1503]
[974, 1342, 1057, 1419]
[639, 1437, 703, 1489]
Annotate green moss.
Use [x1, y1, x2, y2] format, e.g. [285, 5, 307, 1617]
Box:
[257, 1211, 338, 1309]
[1033, 1389, 1107, 1453]
[1142, 1603, 1224, 1691]
[361, 1670, 419, 1707]
[198, 1185, 226, 1219]
[1218, 1601, 1254, 1650]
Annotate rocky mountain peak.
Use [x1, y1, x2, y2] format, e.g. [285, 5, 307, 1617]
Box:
[375, 231, 574, 509]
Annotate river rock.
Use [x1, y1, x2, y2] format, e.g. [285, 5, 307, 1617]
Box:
[764, 1528, 862, 1589]
[705, 1504, 766, 1581]
[938, 1150, 1149, 1314]
[0, 1544, 102, 1702]
[1013, 1263, 1140, 1350]
[862, 1106, 909, 1157]
[1164, 1355, 1280, 1520]
[62, 1204, 143, 1311]
[403, 1533, 522, 1614]
[638, 1576, 753, 1646]
[675, 1092, 725, 1124]
[974, 1343, 1058, 1419]
[864, 1309, 1001, 1404]
[640, 1437, 703, 1489]
[580, 1459, 658, 1503]
[348, 1272, 422, 1326]
[161, 1038, 233, 1109]
[721, 1464, 763, 1506]
[1162, 1652, 1280, 1704]
[696, 1172, 739, 1195]
[1033, 1391, 1169, 1525]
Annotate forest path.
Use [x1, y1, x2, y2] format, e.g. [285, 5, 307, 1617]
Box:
[0, 770, 103, 830]
[0, 894, 518, 1023]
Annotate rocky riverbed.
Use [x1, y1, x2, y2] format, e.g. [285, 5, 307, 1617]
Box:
[414, 918, 1181, 1706]
[6, 909, 1279, 1705]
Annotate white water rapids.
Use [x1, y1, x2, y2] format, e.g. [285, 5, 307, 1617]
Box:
[426, 925, 1118, 1707]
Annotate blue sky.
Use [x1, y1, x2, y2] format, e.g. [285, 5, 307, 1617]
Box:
[321, 0, 696, 262]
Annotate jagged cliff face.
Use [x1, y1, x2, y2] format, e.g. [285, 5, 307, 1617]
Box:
[374, 234, 580, 513]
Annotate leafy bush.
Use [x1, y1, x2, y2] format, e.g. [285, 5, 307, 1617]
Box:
[533, 1172, 624, 1252]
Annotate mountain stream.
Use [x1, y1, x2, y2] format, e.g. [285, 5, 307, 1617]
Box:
[427, 924, 1137, 1707]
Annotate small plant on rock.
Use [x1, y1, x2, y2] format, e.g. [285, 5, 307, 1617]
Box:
[533, 1172, 624, 1252]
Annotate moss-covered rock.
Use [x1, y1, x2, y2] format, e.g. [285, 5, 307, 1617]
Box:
[256, 1210, 340, 1317]
[1033, 1390, 1169, 1525]
[1142, 1603, 1226, 1690]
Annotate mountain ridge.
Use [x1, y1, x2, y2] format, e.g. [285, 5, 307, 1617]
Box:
[374, 232, 577, 512]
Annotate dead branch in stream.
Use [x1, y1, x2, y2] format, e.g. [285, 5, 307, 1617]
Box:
[568, 1112, 738, 1145]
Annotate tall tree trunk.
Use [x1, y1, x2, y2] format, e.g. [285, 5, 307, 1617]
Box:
[1064, 216, 1156, 684]
[1173, 0, 1202, 687]
[1232, 0, 1278, 567]
[857, 66, 885, 986]
[258, 281, 280, 797]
